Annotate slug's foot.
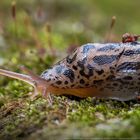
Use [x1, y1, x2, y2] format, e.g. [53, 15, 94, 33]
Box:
[28, 89, 53, 105]
[33, 87, 53, 105]
[43, 93, 53, 106]
[41, 87, 53, 105]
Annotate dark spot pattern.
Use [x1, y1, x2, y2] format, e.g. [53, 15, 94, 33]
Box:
[93, 55, 118, 65]
[77, 57, 87, 69]
[123, 49, 140, 56]
[72, 65, 78, 70]
[79, 70, 86, 77]
[71, 84, 75, 87]
[87, 64, 94, 76]
[97, 44, 119, 52]
[137, 82, 140, 85]
[85, 84, 90, 86]
[123, 50, 135, 56]
[130, 83, 134, 86]
[79, 64, 93, 79]
[130, 42, 140, 45]
[77, 58, 94, 79]
[64, 81, 68, 84]
[82, 44, 95, 54]
[110, 67, 115, 74]
[63, 69, 75, 82]
[115, 79, 130, 85]
[112, 83, 118, 86]
[66, 53, 77, 64]
[123, 76, 133, 80]
[80, 79, 85, 84]
[96, 69, 104, 75]
[106, 75, 115, 80]
[46, 78, 51, 82]
[93, 80, 104, 85]
[117, 62, 140, 71]
[56, 81, 62, 85]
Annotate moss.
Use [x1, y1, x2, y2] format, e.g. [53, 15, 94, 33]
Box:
[0, 95, 140, 139]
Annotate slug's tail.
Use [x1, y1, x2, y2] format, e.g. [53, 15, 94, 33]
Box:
[0, 67, 52, 104]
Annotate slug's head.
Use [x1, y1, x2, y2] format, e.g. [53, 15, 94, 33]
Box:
[40, 62, 76, 89]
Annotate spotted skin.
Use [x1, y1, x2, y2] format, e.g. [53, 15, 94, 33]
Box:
[41, 43, 123, 88]
[40, 42, 140, 101]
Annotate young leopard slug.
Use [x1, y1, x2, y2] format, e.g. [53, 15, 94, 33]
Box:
[0, 33, 140, 103]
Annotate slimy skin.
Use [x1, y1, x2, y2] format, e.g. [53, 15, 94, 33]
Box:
[1, 42, 140, 102]
[41, 42, 140, 101]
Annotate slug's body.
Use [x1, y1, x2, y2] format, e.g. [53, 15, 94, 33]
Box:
[1, 41, 140, 101]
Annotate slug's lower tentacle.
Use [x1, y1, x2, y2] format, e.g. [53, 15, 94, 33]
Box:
[0, 68, 51, 103]
[35, 84, 52, 105]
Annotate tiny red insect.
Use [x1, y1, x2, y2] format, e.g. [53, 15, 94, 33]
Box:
[122, 33, 140, 43]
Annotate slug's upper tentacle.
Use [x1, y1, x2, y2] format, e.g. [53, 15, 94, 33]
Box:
[0, 68, 34, 86]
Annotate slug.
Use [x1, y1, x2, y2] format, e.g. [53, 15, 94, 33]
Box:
[0, 34, 140, 103]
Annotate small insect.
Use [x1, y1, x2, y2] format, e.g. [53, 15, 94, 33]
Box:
[122, 33, 140, 43]
[0, 35, 140, 103]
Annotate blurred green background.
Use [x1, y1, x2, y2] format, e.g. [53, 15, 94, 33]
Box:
[1, 0, 140, 48]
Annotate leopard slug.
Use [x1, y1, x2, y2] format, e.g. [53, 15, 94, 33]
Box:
[0, 39, 140, 102]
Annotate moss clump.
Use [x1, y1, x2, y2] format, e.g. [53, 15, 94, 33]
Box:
[0, 93, 140, 139]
